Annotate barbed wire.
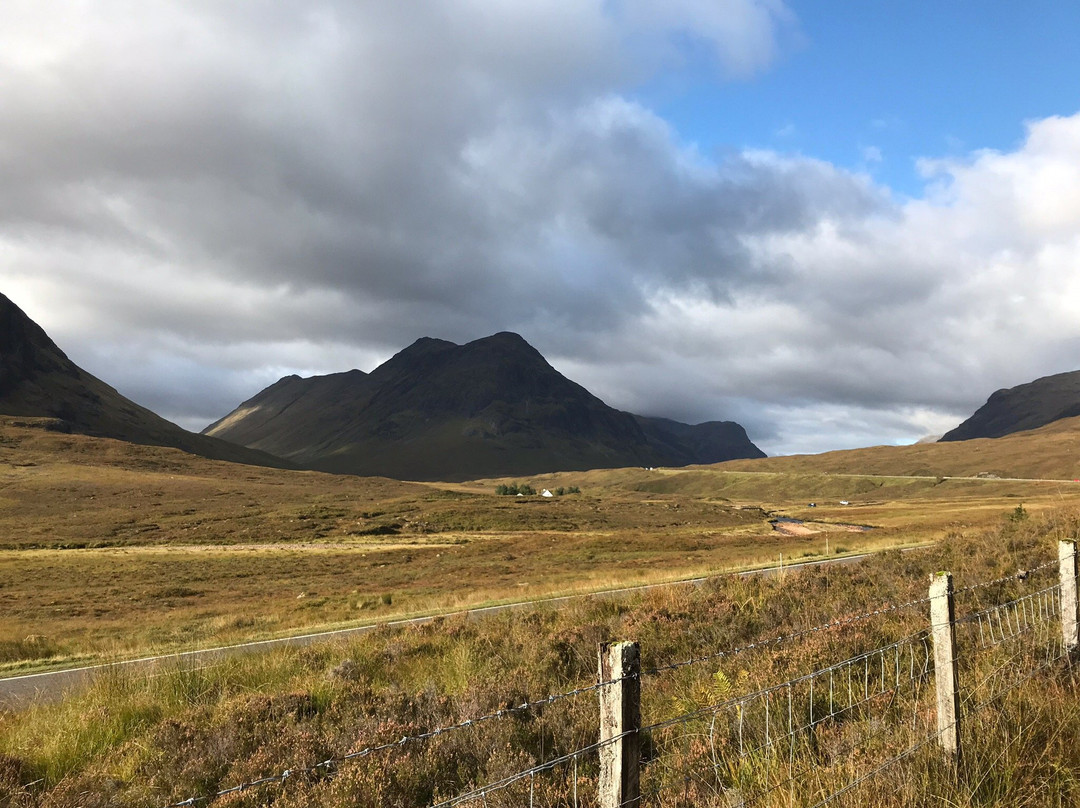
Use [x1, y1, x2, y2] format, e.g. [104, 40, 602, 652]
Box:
[638, 632, 935, 806]
[158, 675, 616, 808]
[426, 730, 631, 807]
[638, 673, 932, 808]
[159, 589, 934, 805]
[638, 570, 1068, 808]
[953, 559, 1057, 597]
[637, 674, 932, 808]
[640, 630, 930, 740]
[643, 595, 933, 678]
[955, 582, 1060, 651]
[743, 696, 933, 808]
[650, 622, 1069, 808]
[157, 549, 1072, 808]
[795, 610, 1070, 807]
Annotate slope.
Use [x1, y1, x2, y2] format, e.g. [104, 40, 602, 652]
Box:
[205, 332, 764, 480]
[715, 414, 1080, 481]
[941, 369, 1080, 441]
[0, 293, 293, 469]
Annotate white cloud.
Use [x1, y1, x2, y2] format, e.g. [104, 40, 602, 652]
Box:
[3, 2, 1080, 457]
[614, 0, 797, 78]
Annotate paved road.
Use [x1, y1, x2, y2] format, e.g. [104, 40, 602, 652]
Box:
[0, 552, 878, 708]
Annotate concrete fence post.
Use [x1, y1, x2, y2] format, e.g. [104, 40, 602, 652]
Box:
[1059, 540, 1079, 655]
[598, 641, 641, 808]
[929, 571, 961, 760]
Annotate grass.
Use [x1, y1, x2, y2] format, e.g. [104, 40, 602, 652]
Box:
[4, 417, 1080, 671]
[2, 508, 1079, 806]
[5, 395, 1080, 804]
[712, 413, 1080, 480]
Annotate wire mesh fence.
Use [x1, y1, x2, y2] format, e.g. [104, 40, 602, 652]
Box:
[154, 543, 1078, 808]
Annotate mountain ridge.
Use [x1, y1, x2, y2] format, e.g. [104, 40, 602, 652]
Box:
[205, 332, 765, 480]
[941, 369, 1080, 441]
[0, 293, 295, 470]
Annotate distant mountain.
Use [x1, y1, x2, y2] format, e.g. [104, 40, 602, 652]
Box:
[940, 370, 1080, 442]
[634, 415, 764, 466]
[204, 332, 764, 480]
[0, 293, 293, 469]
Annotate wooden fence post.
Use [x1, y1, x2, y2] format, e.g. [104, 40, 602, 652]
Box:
[598, 641, 641, 808]
[929, 571, 961, 760]
[1059, 540, 1079, 655]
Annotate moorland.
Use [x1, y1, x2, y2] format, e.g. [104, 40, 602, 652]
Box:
[2, 494, 1077, 807]
[5, 411, 1080, 675]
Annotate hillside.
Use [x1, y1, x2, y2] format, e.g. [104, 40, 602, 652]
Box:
[0, 293, 293, 469]
[714, 414, 1080, 480]
[634, 415, 762, 466]
[204, 332, 764, 480]
[941, 369, 1080, 441]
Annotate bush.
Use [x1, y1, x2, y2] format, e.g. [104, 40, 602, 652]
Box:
[495, 483, 538, 496]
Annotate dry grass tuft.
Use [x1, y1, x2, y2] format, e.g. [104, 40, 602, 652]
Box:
[2, 508, 1080, 806]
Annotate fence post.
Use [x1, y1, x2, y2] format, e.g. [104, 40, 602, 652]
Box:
[929, 571, 961, 760]
[1059, 540, 1079, 655]
[598, 641, 641, 808]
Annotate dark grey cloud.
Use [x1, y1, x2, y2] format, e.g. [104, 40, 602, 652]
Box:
[5, 2, 1080, 455]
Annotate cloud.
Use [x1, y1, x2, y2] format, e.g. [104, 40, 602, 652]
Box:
[2, 2, 1080, 457]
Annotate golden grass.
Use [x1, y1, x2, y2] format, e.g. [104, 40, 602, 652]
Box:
[3, 509, 1079, 807]
[712, 413, 1080, 480]
[4, 416, 1080, 673]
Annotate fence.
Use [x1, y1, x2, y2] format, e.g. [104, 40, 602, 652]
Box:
[161, 541, 1079, 808]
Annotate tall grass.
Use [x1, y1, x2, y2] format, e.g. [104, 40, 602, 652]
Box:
[2, 508, 1079, 806]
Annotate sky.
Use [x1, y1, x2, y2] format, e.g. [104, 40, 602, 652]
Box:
[4, 1, 1080, 456]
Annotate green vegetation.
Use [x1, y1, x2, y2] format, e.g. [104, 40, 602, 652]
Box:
[494, 482, 536, 495]
[494, 483, 580, 496]
[2, 509, 1079, 806]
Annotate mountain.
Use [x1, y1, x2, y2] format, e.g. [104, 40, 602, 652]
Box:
[940, 370, 1080, 442]
[204, 332, 764, 480]
[634, 415, 764, 466]
[0, 293, 293, 469]
[713, 413, 1080, 481]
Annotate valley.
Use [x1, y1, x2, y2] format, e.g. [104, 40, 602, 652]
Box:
[3, 416, 1078, 676]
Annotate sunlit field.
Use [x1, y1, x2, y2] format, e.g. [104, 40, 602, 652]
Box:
[3, 417, 1080, 673]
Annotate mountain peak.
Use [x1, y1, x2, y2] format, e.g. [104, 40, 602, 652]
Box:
[206, 331, 764, 480]
[390, 337, 457, 365]
[941, 369, 1080, 441]
[0, 293, 72, 395]
[0, 292, 292, 469]
[404, 336, 457, 350]
[464, 331, 548, 362]
[473, 331, 531, 347]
